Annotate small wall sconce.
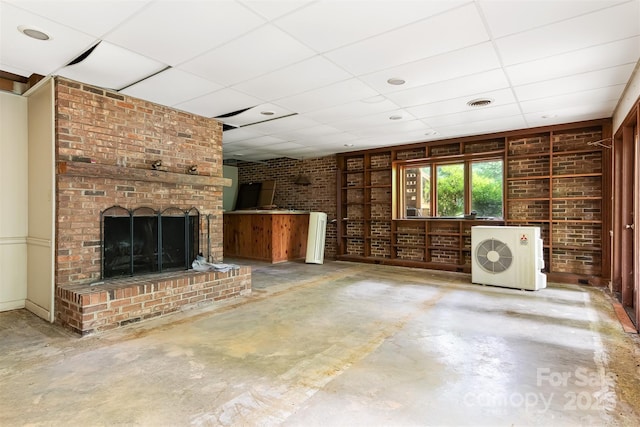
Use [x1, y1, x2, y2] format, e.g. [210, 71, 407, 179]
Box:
[188, 165, 198, 175]
[151, 160, 167, 171]
[294, 174, 311, 186]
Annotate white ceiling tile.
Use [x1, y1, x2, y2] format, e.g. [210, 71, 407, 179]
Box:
[275, 0, 468, 52]
[104, 0, 265, 66]
[506, 36, 640, 86]
[2, 0, 637, 161]
[227, 135, 287, 148]
[222, 127, 263, 144]
[524, 99, 619, 127]
[275, 79, 379, 113]
[180, 25, 316, 86]
[221, 103, 295, 127]
[325, 3, 489, 75]
[350, 119, 433, 138]
[57, 41, 166, 90]
[331, 109, 417, 132]
[243, 114, 321, 134]
[7, 0, 150, 38]
[240, 0, 314, 20]
[514, 64, 636, 101]
[407, 88, 517, 119]
[174, 88, 263, 118]
[0, 61, 30, 77]
[232, 56, 352, 100]
[232, 152, 280, 162]
[305, 99, 401, 124]
[0, 3, 97, 75]
[495, 1, 640, 66]
[297, 132, 359, 146]
[121, 68, 222, 106]
[479, 0, 623, 38]
[420, 103, 523, 128]
[519, 85, 627, 115]
[359, 42, 502, 93]
[275, 124, 344, 141]
[260, 142, 309, 152]
[435, 115, 528, 137]
[386, 69, 510, 107]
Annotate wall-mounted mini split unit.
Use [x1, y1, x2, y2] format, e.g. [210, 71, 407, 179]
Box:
[471, 226, 546, 291]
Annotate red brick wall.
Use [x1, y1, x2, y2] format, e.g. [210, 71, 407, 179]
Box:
[53, 77, 240, 333]
[235, 156, 337, 259]
[55, 78, 225, 287]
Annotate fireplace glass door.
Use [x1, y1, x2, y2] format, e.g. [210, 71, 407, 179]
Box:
[102, 206, 199, 279]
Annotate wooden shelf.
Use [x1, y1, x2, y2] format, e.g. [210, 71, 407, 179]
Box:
[506, 219, 551, 223]
[57, 161, 230, 187]
[507, 197, 550, 202]
[552, 244, 602, 251]
[552, 148, 603, 156]
[507, 152, 550, 160]
[551, 173, 602, 178]
[506, 175, 550, 181]
[392, 244, 425, 249]
[551, 219, 602, 223]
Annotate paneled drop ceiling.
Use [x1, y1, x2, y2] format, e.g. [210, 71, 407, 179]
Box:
[2, 0, 639, 161]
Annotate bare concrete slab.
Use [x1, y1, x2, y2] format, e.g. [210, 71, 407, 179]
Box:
[1, 261, 639, 426]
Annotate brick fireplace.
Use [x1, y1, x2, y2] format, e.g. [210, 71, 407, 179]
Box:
[53, 78, 251, 335]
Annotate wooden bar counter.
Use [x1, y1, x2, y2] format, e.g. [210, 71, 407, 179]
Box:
[223, 210, 310, 263]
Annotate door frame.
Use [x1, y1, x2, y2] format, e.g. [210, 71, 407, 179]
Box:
[612, 106, 640, 332]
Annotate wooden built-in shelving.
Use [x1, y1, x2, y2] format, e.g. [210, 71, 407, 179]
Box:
[337, 119, 611, 284]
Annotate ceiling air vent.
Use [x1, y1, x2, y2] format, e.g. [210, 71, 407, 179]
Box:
[467, 98, 493, 107]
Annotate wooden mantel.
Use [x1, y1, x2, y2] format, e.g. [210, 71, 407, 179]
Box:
[57, 161, 231, 187]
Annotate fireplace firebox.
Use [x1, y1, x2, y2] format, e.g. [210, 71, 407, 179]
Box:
[101, 206, 199, 279]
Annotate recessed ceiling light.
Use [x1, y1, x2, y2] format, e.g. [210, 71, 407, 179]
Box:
[260, 111, 275, 116]
[425, 131, 438, 136]
[387, 77, 406, 86]
[389, 115, 403, 120]
[18, 25, 50, 41]
[467, 98, 493, 107]
[344, 143, 354, 147]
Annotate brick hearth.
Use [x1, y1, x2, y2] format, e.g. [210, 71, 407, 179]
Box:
[57, 268, 251, 335]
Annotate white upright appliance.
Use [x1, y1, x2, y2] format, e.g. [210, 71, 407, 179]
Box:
[306, 212, 327, 264]
[471, 226, 546, 290]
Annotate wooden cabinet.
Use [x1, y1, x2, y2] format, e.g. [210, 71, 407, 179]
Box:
[223, 211, 309, 263]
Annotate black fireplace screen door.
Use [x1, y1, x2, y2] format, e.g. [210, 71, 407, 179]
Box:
[101, 206, 199, 279]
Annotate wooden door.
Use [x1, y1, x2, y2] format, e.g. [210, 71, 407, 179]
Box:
[634, 124, 639, 329]
[615, 125, 636, 327]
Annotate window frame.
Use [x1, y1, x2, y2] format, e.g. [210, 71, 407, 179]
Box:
[394, 155, 504, 220]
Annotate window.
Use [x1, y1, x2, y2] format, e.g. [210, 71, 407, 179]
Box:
[471, 160, 503, 217]
[436, 163, 464, 216]
[398, 158, 503, 219]
[403, 166, 430, 217]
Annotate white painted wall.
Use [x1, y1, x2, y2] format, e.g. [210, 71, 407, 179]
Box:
[613, 62, 640, 132]
[0, 92, 28, 311]
[25, 78, 55, 321]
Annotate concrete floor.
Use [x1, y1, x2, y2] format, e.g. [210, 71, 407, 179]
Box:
[1, 260, 640, 426]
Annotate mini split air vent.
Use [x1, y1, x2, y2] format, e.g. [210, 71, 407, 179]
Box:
[467, 98, 493, 107]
